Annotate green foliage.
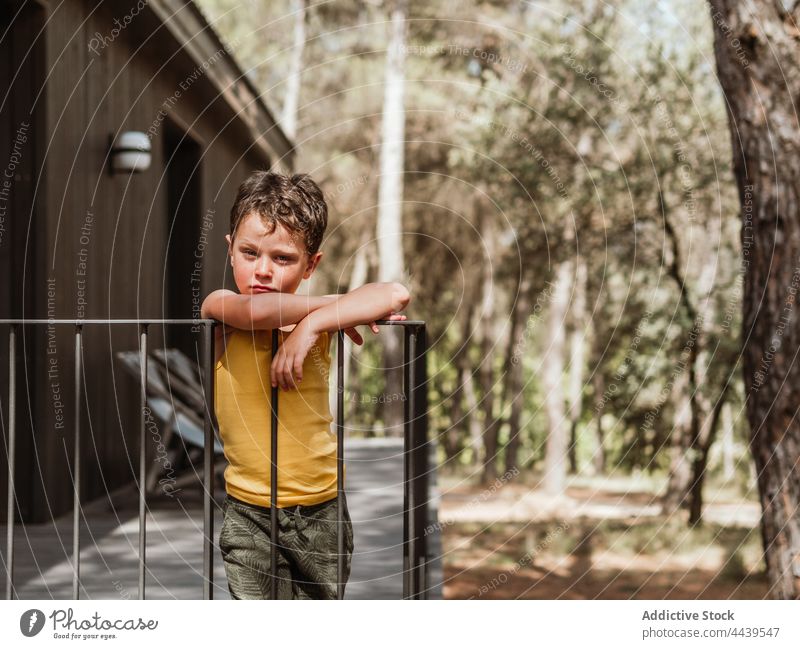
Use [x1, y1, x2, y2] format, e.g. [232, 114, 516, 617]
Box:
[196, 0, 751, 488]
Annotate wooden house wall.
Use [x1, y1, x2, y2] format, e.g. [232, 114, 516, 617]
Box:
[2, 0, 276, 523]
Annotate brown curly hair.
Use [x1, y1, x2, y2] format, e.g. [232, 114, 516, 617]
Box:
[229, 171, 328, 255]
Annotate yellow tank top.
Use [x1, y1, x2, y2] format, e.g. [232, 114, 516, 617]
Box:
[214, 327, 343, 508]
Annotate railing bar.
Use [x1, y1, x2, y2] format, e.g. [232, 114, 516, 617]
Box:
[5, 325, 17, 600]
[72, 324, 83, 600]
[418, 324, 429, 600]
[402, 326, 411, 599]
[270, 329, 279, 600]
[202, 321, 216, 600]
[336, 330, 344, 599]
[408, 327, 418, 599]
[138, 324, 148, 600]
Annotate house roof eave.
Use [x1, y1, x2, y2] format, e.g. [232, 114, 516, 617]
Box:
[145, 0, 295, 170]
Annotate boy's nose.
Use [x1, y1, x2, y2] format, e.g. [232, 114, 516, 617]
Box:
[255, 259, 272, 278]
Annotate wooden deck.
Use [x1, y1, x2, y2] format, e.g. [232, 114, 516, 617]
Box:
[1, 438, 442, 599]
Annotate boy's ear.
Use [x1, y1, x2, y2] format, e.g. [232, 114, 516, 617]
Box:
[303, 251, 323, 279]
[225, 234, 233, 265]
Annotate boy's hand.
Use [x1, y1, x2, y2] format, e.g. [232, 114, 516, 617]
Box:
[271, 309, 410, 388]
[343, 327, 364, 345]
[344, 311, 407, 344]
[270, 318, 319, 391]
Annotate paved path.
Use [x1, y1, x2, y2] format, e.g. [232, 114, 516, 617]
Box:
[1, 438, 442, 600]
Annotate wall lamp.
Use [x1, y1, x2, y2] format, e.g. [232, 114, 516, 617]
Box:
[110, 131, 151, 174]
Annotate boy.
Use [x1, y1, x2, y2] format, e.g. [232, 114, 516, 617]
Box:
[200, 171, 410, 599]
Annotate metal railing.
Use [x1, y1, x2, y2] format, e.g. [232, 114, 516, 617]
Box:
[1, 318, 429, 600]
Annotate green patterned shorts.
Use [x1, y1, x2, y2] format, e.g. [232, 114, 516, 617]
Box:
[219, 492, 354, 599]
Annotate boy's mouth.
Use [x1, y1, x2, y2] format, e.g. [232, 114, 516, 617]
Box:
[251, 285, 276, 293]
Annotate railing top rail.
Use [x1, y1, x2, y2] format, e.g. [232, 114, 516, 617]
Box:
[0, 319, 217, 325]
[0, 318, 425, 326]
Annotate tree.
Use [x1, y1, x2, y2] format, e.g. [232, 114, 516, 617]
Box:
[708, 0, 800, 599]
[281, 0, 307, 140]
[377, 0, 409, 436]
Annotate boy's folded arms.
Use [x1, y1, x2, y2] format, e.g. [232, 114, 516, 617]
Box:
[201, 288, 336, 330]
[305, 281, 410, 335]
[268, 282, 412, 391]
[201, 281, 410, 333]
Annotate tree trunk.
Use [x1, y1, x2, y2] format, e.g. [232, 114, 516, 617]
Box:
[503, 272, 533, 475]
[478, 210, 500, 484]
[688, 383, 731, 525]
[567, 255, 588, 474]
[543, 260, 573, 496]
[659, 197, 718, 519]
[590, 369, 606, 475]
[709, 0, 800, 598]
[446, 298, 477, 464]
[662, 368, 695, 513]
[721, 401, 735, 482]
[445, 380, 463, 463]
[281, 0, 306, 140]
[377, 0, 408, 436]
[463, 364, 484, 464]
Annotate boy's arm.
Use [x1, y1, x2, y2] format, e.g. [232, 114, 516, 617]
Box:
[200, 289, 338, 330]
[270, 282, 411, 390]
[300, 282, 411, 335]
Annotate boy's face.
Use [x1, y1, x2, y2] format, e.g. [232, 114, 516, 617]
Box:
[226, 212, 322, 295]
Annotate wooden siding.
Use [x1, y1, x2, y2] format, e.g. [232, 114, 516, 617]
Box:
[2, 0, 283, 523]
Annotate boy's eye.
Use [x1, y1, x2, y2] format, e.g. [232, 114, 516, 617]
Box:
[276, 255, 291, 263]
[243, 249, 257, 257]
